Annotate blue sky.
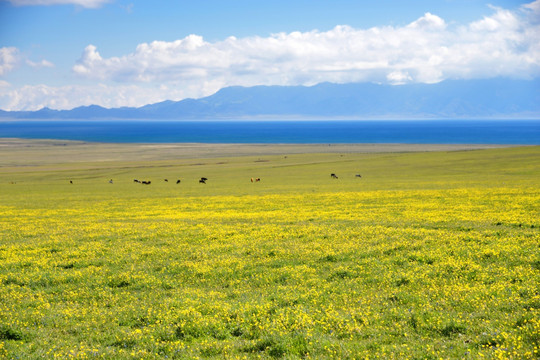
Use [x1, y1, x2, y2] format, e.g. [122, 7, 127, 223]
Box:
[0, 0, 538, 110]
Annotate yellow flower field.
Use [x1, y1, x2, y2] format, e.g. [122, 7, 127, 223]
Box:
[0, 146, 539, 359]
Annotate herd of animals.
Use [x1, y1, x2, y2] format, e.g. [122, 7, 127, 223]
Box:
[68, 173, 361, 184]
[131, 177, 207, 184]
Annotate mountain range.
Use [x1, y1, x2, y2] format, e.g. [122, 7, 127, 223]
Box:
[1, 78, 539, 120]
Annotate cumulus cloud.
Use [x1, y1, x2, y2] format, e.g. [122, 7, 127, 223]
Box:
[71, 1, 540, 96]
[0, 47, 20, 76]
[407, 12, 446, 30]
[5, 0, 110, 8]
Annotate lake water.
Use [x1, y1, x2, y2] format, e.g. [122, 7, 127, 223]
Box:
[0, 119, 539, 144]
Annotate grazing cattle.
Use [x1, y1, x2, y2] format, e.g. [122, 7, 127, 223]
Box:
[255, 178, 261, 182]
[142, 181, 151, 185]
[331, 173, 338, 179]
[164, 179, 168, 182]
[200, 177, 208, 181]
[176, 179, 181, 184]
[355, 174, 362, 178]
[109, 179, 113, 184]
[70, 180, 73, 184]
[251, 178, 253, 183]
[199, 179, 206, 184]
[134, 179, 141, 183]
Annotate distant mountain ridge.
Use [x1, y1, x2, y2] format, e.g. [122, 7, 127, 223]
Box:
[1, 79, 539, 119]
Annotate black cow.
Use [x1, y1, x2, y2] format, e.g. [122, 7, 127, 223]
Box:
[176, 179, 181, 184]
[331, 173, 338, 179]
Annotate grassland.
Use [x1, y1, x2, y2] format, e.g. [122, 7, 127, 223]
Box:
[0, 140, 539, 359]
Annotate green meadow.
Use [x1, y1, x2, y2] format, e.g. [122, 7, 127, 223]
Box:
[0, 142, 539, 359]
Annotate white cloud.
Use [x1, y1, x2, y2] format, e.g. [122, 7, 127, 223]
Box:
[386, 71, 413, 85]
[1, 46, 54, 76]
[72, 2, 540, 94]
[0, 83, 200, 111]
[0, 47, 20, 76]
[523, 0, 540, 13]
[26, 59, 54, 68]
[6, 0, 110, 8]
[407, 12, 446, 30]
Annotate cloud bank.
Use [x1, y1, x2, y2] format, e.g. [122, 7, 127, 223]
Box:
[2, 1, 539, 110]
[72, 3, 540, 88]
[0, 83, 191, 112]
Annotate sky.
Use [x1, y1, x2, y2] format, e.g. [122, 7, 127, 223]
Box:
[0, 0, 539, 111]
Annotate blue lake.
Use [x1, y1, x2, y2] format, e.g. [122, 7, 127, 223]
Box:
[0, 119, 539, 144]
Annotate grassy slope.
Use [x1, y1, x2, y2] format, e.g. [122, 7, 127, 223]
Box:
[2, 145, 538, 191]
[0, 145, 539, 359]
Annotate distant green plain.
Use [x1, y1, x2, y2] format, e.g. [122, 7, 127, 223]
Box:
[0, 140, 538, 359]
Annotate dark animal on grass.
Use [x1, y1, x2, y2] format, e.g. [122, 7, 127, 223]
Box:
[70, 180, 73, 184]
[176, 179, 181, 184]
[199, 179, 206, 184]
[142, 181, 151, 185]
[331, 173, 338, 179]
[355, 174, 362, 178]
[255, 178, 261, 182]
[164, 179, 168, 182]
[134, 179, 141, 183]
[200, 177, 208, 181]
[109, 179, 113, 184]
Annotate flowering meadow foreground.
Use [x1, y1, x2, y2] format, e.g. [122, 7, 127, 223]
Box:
[0, 144, 539, 359]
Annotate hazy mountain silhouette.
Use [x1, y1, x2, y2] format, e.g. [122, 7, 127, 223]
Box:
[2, 78, 539, 119]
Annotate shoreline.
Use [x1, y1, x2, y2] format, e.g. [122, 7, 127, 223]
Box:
[0, 137, 526, 166]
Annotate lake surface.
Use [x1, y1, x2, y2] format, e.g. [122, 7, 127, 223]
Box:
[0, 120, 539, 144]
